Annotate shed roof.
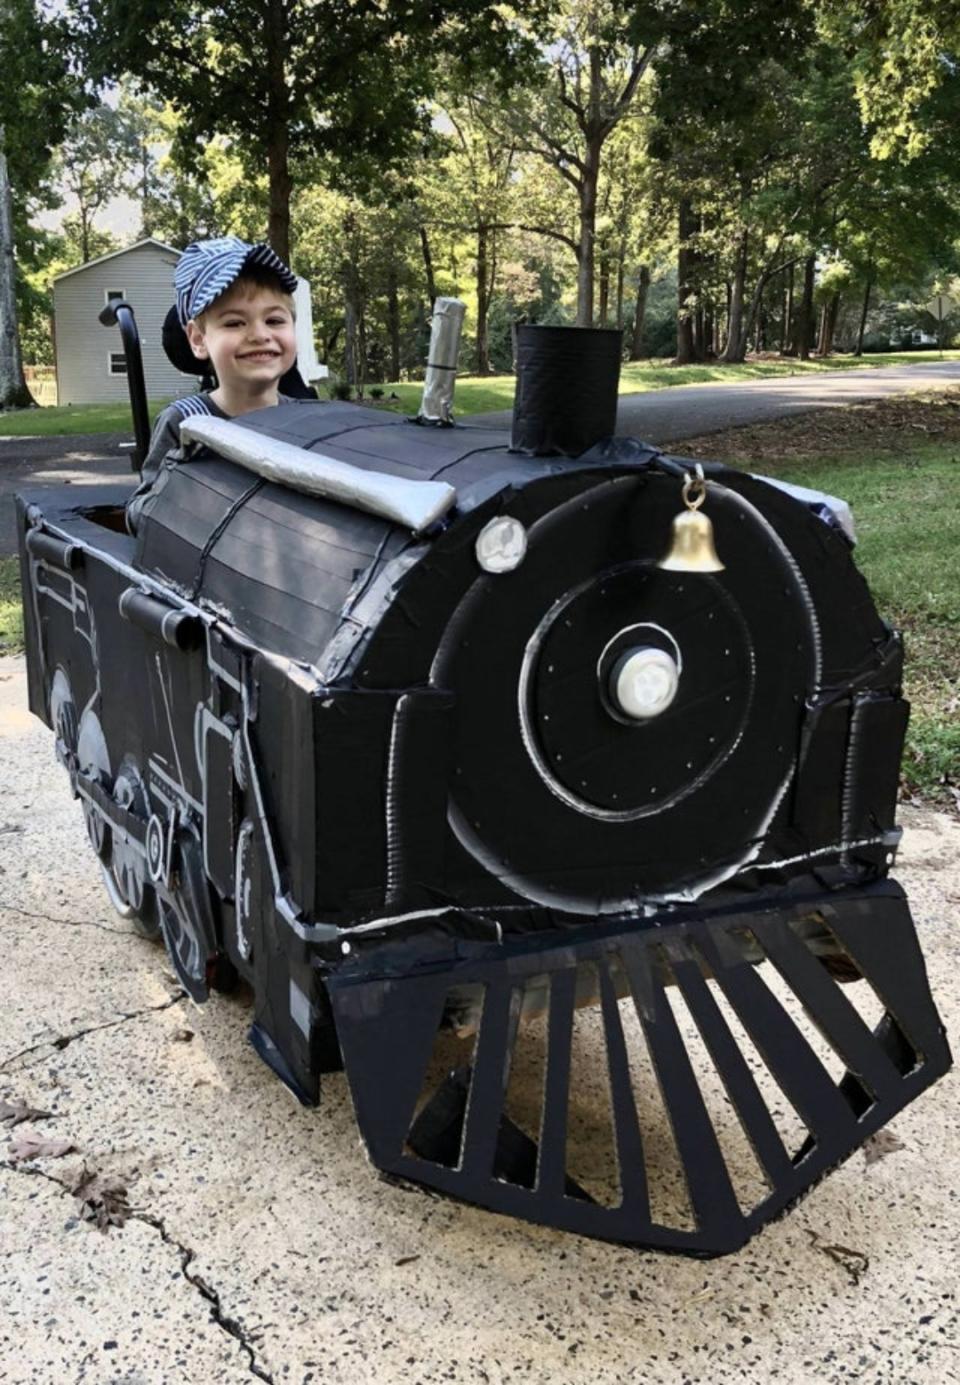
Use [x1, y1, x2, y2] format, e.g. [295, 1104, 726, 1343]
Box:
[53, 237, 180, 283]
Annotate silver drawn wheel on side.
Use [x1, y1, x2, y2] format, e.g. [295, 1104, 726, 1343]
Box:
[156, 819, 236, 1002]
[104, 759, 161, 940]
[76, 707, 112, 862]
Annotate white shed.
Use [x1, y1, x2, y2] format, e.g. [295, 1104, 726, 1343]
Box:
[53, 238, 197, 406]
[53, 237, 327, 405]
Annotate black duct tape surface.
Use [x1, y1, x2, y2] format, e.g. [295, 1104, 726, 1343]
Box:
[511, 324, 622, 457]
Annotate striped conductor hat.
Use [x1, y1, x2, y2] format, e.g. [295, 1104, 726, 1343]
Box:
[175, 237, 298, 325]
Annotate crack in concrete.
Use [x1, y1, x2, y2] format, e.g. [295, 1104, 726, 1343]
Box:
[135, 1207, 276, 1382]
[0, 992, 186, 1072]
[5, 1161, 274, 1382]
[0, 899, 131, 937]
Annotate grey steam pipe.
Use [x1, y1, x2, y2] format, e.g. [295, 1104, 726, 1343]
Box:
[417, 297, 466, 426]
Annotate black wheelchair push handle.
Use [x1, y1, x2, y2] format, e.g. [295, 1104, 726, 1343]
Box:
[99, 299, 150, 474]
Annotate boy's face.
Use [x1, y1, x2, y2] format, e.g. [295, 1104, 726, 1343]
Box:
[185, 282, 296, 391]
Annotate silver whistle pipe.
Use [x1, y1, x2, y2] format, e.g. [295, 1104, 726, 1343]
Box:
[417, 297, 466, 425]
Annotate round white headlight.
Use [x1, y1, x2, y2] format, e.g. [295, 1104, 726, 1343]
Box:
[475, 516, 527, 573]
[610, 647, 680, 720]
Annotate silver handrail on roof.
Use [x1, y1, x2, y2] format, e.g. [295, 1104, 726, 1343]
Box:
[180, 415, 456, 533]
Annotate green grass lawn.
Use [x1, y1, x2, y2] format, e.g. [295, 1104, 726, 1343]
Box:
[0, 399, 175, 437]
[0, 555, 21, 654]
[2, 349, 959, 436]
[763, 444, 960, 801]
[677, 382, 960, 806]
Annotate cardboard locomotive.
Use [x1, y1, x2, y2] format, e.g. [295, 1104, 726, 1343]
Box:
[16, 302, 950, 1254]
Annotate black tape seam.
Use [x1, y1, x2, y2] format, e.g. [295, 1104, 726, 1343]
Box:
[190, 478, 266, 599]
[302, 417, 409, 452]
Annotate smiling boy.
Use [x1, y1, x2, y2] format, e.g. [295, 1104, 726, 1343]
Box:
[126, 237, 301, 532]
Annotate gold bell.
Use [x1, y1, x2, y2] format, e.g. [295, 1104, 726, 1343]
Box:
[658, 464, 725, 573]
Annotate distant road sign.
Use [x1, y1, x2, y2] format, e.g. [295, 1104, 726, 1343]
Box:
[926, 294, 954, 319]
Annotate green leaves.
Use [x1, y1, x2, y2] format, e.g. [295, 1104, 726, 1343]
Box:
[820, 1, 960, 159]
[0, 0, 90, 196]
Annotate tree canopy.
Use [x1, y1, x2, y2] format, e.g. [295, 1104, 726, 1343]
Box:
[5, 0, 960, 400]
[74, 0, 550, 261]
[1, 0, 88, 406]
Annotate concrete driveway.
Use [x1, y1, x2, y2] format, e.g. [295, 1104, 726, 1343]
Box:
[1, 655, 957, 1385]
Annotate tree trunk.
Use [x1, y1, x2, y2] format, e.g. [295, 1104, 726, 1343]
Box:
[265, 0, 292, 261]
[794, 255, 816, 360]
[575, 134, 601, 327]
[781, 264, 794, 355]
[79, 204, 91, 263]
[823, 293, 841, 356]
[266, 129, 291, 262]
[751, 280, 765, 352]
[140, 141, 151, 237]
[615, 238, 625, 329]
[854, 276, 872, 356]
[629, 264, 650, 360]
[0, 133, 33, 409]
[341, 222, 362, 388]
[720, 232, 749, 364]
[488, 228, 498, 332]
[475, 222, 491, 375]
[324, 323, 343, 361]
[597, 239, 610, 326]
[676, 198, 700, 364]
[419, 224, 437, 306]
[386, 263, 401, 382]
[343, 293, 358, 388]
[356, 305, 368, 396]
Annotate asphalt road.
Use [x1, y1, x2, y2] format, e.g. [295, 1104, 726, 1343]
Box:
[0, 432, 131, 557]
[475, 358, 960, 440]
[3, 359, 960, 556]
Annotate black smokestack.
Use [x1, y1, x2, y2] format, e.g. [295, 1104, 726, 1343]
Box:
[510, 324, 622, 457]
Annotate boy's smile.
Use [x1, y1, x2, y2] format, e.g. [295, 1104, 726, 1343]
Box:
[185, 282, 297, 414]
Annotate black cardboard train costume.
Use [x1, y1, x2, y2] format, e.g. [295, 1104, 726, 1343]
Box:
[15, 299, 950, 1254]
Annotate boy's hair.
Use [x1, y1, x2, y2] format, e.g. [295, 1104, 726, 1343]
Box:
[193, 265, 296, 330]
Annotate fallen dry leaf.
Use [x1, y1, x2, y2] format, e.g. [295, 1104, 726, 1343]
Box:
[863, 1129, 906, 1166]
[0, 1098, 53, 1127]
[8, 1131, 75, 1163]
[69, 1165, 132, 1231]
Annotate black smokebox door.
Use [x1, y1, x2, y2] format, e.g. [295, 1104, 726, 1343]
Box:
[435, 473, 817, 910]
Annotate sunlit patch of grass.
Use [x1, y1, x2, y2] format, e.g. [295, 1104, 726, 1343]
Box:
[0, 557, 23, 653]
[0, 399, 174, 437]
[682, 413, 960, 811]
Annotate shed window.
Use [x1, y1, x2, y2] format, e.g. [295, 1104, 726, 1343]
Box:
[108, 352, 128, 376]
[105, 288, 125, 305]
